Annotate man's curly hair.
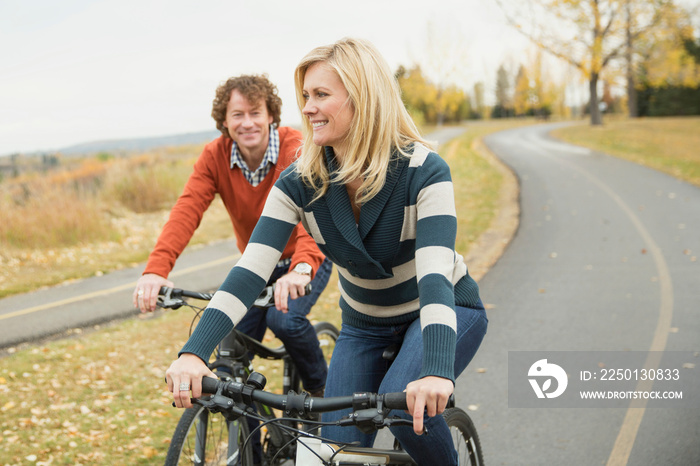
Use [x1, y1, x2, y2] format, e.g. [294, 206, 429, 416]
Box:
[211, 74, 283, 139]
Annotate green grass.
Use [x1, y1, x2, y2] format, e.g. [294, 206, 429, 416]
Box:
[552, 116, 700, 188]
[0, 120, 533, 465]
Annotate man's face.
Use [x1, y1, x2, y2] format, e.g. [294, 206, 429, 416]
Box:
[223, 89, 273, 158]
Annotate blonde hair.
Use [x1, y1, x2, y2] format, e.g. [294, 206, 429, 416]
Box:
[294, 37, 428, 205]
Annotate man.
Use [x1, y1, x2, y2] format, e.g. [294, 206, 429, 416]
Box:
[133, 74, 332, 397]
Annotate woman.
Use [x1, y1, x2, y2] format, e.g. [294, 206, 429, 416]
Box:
[166, 37, 488, 465]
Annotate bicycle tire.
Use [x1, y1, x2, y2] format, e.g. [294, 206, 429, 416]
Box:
[313, 321, 339, 370]
[442, 407, 485, 466]
[165, 404, 254, 466]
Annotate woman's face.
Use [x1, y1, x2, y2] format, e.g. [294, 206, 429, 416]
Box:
[302, 62, 354, 155]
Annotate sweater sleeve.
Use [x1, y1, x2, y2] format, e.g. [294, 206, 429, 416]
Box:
[179, 174, 304, 362]
[414, 151, 458, 382]
[143, 142, 220, 278]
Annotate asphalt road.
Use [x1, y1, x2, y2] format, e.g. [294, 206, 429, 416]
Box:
[460, 122, 700, 465]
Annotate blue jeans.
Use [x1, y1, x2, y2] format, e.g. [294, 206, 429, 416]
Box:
[224, 257, 333, 391]
[322, 304, 487, 466]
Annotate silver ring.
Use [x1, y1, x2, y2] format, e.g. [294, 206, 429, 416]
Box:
[137, 289, 144, 296]
[179, 382, 190, 391]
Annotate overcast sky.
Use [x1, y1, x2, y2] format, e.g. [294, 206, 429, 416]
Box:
[1, 0, 540, 155]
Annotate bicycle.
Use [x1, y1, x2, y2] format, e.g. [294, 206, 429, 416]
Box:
[190, 371, 484, 466]
[158, 284, 340, 466]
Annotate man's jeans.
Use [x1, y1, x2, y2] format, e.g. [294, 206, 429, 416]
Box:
[322, 304, 488, 466]
[221, 257, 333, 391]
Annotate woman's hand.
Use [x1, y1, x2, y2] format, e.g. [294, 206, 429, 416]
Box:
[133, 273, 173, 313]
[273, 271, 311, 312]
[165, 353, 217, 408]
[405, 376, 454, 435]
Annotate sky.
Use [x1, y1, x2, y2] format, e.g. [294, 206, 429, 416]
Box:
[1, 0, 536, 156]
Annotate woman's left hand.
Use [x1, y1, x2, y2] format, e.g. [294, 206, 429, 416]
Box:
[405, 376, 454, 435]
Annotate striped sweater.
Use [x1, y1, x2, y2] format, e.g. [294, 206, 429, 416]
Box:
[181, 143, 482, 381]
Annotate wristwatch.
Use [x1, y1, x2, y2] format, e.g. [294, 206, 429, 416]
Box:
[292, 262, 312, 276]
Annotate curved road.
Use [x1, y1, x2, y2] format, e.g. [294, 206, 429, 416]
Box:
[459, 122, 699, 465]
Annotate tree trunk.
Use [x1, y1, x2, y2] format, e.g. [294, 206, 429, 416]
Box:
[589, 72, 603, 125]
[626, 0, 638, 118]
[627, 70, 638, 118]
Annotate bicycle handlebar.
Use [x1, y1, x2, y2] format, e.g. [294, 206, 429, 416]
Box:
[157, 283, 312, 310]
[200, 373, 455, 416]
[201, 375, 413, 413]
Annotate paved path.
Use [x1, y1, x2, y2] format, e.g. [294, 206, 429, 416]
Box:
[459, 122, 700, 465]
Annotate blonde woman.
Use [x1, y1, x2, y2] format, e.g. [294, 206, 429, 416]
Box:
[166, 38, 487, 466]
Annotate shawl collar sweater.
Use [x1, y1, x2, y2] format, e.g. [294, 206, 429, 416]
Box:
[181, 143, 482, 381]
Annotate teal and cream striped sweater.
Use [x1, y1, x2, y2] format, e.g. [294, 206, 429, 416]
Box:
[181, 143, 482, 381]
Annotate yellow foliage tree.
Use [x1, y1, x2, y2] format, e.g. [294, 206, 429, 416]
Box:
[513, 65, 532, 115]
[496, 0, 671, 125]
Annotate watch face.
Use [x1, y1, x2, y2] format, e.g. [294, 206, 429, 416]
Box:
[294, 263, 312, 275]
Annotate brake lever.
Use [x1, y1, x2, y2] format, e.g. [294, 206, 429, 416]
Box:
[157, 286, 184, 309]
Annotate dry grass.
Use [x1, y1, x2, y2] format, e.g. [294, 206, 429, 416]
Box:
[552, 116, 700, 188]
[0, 120, 532, 465]
[0, 145, 234, 299]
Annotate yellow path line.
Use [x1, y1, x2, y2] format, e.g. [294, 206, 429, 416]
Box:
[538, 131, 673, 466]
[0, 254, 238, 321]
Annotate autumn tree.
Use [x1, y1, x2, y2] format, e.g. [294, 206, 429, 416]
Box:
[513, 65, 532, 115]
[684, 36, 700, 63]
[634, 3, 700, 115]
[473, 82, 486, 119]
[494, 64, 515, 117]
[396, 65, 436, 125]
[397, 65, 473, 124]
[495, 0, 671, 125]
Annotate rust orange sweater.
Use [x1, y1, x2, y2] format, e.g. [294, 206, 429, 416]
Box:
[144, 126, 325, 279]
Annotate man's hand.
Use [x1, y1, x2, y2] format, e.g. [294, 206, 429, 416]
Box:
[133, 273, 173, 313]
[273, 270, 311, 312]
[405, 376, 454, 435]
[165, 353, 217, 409]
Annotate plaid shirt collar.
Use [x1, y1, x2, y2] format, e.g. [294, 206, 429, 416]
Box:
[230, 126, 279, 187]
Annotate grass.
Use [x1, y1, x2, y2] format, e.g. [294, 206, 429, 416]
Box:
[0, 146, 233, 299]
[552, 116, 700, 188]
[0, 119, 533, 465]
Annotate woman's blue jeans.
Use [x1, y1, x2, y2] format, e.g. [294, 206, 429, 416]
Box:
[322, 304, 487, 466]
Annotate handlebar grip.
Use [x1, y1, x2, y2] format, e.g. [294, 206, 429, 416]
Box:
[202, 376, 219, 394]
[382, 392, 456, 411]
[383, 392, 408, 410]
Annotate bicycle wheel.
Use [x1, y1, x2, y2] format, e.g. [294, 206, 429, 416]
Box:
[442, 407, 484, 466]
[288, 321, 339, 394]
[165, 404, 254, 466]
[314, 321, 339, 369]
